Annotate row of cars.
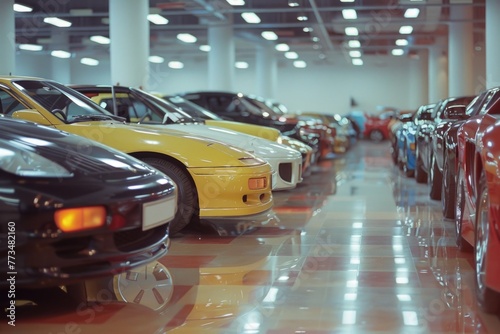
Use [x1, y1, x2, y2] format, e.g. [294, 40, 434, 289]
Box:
[0, 76, 354, 297]
[390, 88, 500, 313]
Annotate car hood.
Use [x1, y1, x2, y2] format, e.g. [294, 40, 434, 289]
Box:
[142, 123, 301, 160]
[204, 120, 280, 141]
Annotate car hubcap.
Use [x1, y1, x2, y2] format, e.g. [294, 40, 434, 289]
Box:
[476, 188, 489, 295]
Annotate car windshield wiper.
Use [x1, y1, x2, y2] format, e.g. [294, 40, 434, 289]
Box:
[70, 114, 124, 123]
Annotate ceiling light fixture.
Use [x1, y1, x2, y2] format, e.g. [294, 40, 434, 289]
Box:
[345, 27, 359, 36]
[19, 44, 43, 51]
[349, 50, 362, 57]
[51, 50, 71, 58]
[148, 55, 164, 63]
[342, 9, 357, 20]
[261, 31, 278, 40]
[340, 0, 355, 2]
[395, 39, 408, 46]
[241, 12, 261, 24]
[352, 58, 363, 66]
[285, 51, 299, 59]
[235, 61, 249, 69]
[177, 33, 197, 43]
[199, 45, 211, 52]
[392, 49, 405, 56]
[226, 0, 245, 5]
[293, 60, 307, 68]
[80, 57, 99, 66]
[303, 27, 313, 32]
[297, 15, 308, 21]
[168, 61, 184, 69]
[44, 17, 72, 28]
[399, 26, 413, 34]
[288, 1, 299, 7]
[13, 3, 32, 12]
[275, 43, 290, 51]
[90, 35, 110, 44]
[348, 40, 361, 48]
[147, 14, 169, 25]
[404, 8, 420, 18]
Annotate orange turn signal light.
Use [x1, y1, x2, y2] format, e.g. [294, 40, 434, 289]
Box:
[54, 206, 106, 232]
[248, 177, 267, 190]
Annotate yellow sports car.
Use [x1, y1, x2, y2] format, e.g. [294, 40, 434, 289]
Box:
[0, 76, 273, 234]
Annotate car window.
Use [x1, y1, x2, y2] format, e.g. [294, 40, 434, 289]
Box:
[481, 89, 500, 115]
[0, 90, 27, 115]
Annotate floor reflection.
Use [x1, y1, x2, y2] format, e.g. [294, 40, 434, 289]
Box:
[2, 141, 500, 334]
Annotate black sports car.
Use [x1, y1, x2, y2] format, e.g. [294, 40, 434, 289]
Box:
[0, 117, 177, 289]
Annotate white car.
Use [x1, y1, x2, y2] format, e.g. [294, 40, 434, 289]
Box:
[72, 85, 303, 191]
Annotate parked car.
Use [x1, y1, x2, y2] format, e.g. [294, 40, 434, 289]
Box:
[441, 92, 491, 219]
[179, 91, 321, 159]
[389, 111, 414, 167]
[415, 96, 475, 193]
[454, 88, 500, 313]
[0, 117, 176, 289]
[163, 95, 316, 176]
[363, 112, 393, 141]
[70, 85, 303, 191]
[0, 77, 274, 235]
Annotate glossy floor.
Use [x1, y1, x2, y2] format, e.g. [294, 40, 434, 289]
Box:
[4, 141, 500, 333]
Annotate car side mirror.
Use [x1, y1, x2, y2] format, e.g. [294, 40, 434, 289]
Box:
[11, 109, 52, 126]
[443, 105, 466, 120]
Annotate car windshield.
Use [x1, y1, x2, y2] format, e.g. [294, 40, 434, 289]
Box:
[13, 80, 116, 123]
[243, 97, 282, 118]
[165, 95, 222, 120]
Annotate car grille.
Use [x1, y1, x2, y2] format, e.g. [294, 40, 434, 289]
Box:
[279, 163, 293, 183]
[114, 225, 167, 252]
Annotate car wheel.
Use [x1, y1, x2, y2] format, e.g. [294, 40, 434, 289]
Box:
[442, 152, 456, 219]
[402, 143, 414, 177]
[142, 158, 198, 235]
[455, 165, 472, 252]
[429, 154, 442, 200]
[414, 146, 427, 184]
[369, 129, 384, 142]
[475, 171, 500, 313]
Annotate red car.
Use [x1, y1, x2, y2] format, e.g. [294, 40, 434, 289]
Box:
[363, 112, 394, 141]
[455, 87, 500, 313]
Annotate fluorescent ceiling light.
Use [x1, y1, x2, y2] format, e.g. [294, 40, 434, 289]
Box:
[293, 60, 307, 68]
[51, 50, 71, 58]
[297, 15, 308, 21]
[177, 33, 197, 43]
[352, 58, 363, 66]
[226, 0, 245, 5]
[80, 57, 99, 66]
[44, 17, 72, 28]
[19, 44, 43, 51]
[349, 50, 362, 57]
[392, 49, 405, 56]
[148, 55, 164, 63]
[348, 40, 361, 48]
[235, 61, 249, 69]
[261, 31, 278, 40]
[404, 8, 420, 18]
[399, 26, 413, 34]
[147, 14, 168, 25]
[275, 43, 290, 51]
[13, 3, 33, 12]
[285, 51, 299, 59]
[168, 61, 184, 69]
[199, 45, 211, 52]
[90, 35, 110, 44]
[345, 27, 359, 36]
[241, 12, 261, 24]
[342, 9, 357, 20]
[340, 0, 355, 2]
[288, 1, 299, 6]
[303, 27, 313, 32]
[396, 39, 408, 46]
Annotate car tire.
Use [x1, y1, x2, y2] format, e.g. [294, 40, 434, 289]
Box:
[475, 171, 500, 313]
[142, 158, 198, 235]
[414, 146, 427, 184]
[442, 152, 456, 219]
[455, 165, 472, 252]
[369, 129, 384, 142]
[429, 154, 442, 200]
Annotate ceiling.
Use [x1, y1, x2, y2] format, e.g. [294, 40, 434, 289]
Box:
[13, 0, 486, 66]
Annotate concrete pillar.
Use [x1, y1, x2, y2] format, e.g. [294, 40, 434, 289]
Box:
[208, 23, 234, 90]
[428, 37, 448, 102]
[109, 0, 149, 88]
[51, 30, 71, 84]
[256, 45, 277, 99]
[0, 0, 15, 75]
[409, 50, 428, 109]
[448, 6, 474, 96]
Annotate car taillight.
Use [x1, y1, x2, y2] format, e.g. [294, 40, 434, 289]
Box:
[54, 206, 106, 232]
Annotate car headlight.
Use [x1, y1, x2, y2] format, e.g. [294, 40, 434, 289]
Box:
[0, 141, 73, 178]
